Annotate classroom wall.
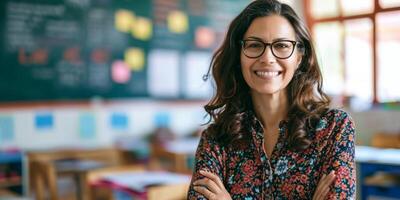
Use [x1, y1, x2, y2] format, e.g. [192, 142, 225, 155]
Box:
[350, 109, 400, 145]
[1, 100, 399, 150]
[0, 100, 206, 150]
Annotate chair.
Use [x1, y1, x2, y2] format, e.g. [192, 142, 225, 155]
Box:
[149, 144, 188, 173]
[149, 138, 198, 174]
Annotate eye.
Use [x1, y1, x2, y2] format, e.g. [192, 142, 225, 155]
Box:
[245, 41, 263, 49]
[273, 42, 291, 49]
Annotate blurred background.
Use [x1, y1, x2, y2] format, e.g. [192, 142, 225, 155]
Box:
[0, 0, 399, 199]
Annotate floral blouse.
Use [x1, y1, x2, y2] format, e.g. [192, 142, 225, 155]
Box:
[188, 109, 356, 199]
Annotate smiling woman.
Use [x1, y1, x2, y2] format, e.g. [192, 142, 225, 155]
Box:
[188, 0, 356, 199]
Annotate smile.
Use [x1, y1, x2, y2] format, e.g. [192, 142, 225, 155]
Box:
[254, 70, 282, 78]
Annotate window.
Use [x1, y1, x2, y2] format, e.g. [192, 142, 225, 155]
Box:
[311, 0, 339, 19]
[340, 0, 374, 16]
[305, 0, 400, 104]
[379, 0, 400, 8]
[377, 11, 400, 102]
[344, 19, 373, 102]
[313, 22, 344, 95]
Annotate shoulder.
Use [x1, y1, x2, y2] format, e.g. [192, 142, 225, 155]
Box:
[314, 108, 355, 144]
[324, 108, 352, 122]
[316, 108, 354, 131]
[197, 128, 224, 152]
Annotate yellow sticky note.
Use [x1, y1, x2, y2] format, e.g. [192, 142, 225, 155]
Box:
[115, 10, 135, 33]
[132, 17, 153, 41]
[124, 48, 145, 71]
[167, 10, 188, 34]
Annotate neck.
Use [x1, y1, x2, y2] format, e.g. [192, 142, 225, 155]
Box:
[251, 91, 288, 129]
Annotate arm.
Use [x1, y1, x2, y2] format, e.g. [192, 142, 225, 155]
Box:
[187, 131, 225, 200]
[321, 111, 356, 199]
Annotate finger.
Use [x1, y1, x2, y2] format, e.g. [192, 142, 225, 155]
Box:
[193, 178, 220, 194]
[315, 171, 336, 199]
[313, 174, 327, 198]
[319, 171, 336, 189]
[322, 171, 336, 188]
[319, 186, 330, 198]
[314, 172, 335, 199]
[193, 185, 216, 200]
[200, 170, 225, 189]
[316, 184, 330, 200]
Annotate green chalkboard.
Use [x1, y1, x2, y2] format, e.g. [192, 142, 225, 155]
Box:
[0, 0, 249, 102]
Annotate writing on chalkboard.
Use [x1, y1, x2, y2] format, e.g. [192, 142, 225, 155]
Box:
[0, 0, 249, 102]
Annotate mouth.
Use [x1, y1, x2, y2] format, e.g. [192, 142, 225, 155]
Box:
[254, 70, 282, 79]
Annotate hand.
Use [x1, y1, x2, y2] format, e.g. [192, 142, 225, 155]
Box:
[193, 170, 232, 200]
[312, 171, 336, 200]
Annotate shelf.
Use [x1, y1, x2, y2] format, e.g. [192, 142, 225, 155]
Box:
[0, 152, 22, 164]
[0, 189, 18, 196]
[0, 178, 22, 188]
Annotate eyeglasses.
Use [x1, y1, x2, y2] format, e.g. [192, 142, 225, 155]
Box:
[240, 39, 299, 59]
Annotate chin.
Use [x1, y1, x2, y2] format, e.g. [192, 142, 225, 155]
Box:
[252, 87, 281, 95]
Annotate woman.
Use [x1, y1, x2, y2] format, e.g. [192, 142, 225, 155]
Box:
[188, 0, 356, 199]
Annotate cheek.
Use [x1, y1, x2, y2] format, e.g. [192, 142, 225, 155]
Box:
[280, 60, 299, 81]
[285, 56, 301, 72]
[240, 53, 248, 69]
[240, 55, 254, 80]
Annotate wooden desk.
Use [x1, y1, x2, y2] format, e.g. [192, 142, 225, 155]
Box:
[87, 165, 190, 200]
[54, 159, 109, 200]
[27, 148, 123, 200]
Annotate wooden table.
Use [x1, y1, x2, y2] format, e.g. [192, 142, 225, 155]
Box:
[88, 166, 190, 200]
[54, 159, 108, 200]
[27, 148, 123, 200]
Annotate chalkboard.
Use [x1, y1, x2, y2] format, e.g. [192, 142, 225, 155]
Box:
[0, 0, 249, 102]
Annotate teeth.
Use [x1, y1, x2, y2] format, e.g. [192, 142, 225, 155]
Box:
[255, 71, 279, 78]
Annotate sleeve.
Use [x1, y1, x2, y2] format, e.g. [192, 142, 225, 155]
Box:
[187, 131, 225, 200]
[321, 111, 356, 199]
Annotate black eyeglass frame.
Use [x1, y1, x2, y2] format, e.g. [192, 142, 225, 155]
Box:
[240, 39, 300, 59]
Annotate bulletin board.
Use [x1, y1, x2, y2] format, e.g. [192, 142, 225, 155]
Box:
[0, 0, 249, 102]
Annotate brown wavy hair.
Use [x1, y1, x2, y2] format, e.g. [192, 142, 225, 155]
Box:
[204, 0, 331, 151]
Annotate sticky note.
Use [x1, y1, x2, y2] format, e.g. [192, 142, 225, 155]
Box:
[115, 9, 135, 33]
[132, 17, 153, 41]
[79, 113, 96, 139]
[35, 113, 53, 130]
[0, 116, 14, 142]
[147, 50, 180, 97]
[124, 48, 145, 71]
[154, 112, 171, 127]
[167, 10, 188, 34]
[195, 26, 216, 49]
[111, 60, 131, 84]
[111, 113, 129, 130]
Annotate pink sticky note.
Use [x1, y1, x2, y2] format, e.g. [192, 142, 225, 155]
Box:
[112, 60, 131, 83]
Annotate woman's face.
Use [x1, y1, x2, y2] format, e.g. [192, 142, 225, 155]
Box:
[240, 15, 302, 96]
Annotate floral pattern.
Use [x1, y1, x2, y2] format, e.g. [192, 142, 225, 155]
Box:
[188, 109, 356, 199]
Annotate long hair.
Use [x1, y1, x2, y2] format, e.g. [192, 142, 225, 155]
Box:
[204, 0, 331, 151]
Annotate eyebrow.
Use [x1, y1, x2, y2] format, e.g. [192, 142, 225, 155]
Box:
[245, 36, 294, 42]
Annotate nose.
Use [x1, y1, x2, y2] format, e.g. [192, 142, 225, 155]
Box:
[258, 45, 276, 63]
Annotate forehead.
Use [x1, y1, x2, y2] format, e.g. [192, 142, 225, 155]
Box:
[243, 15, 297, 40]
